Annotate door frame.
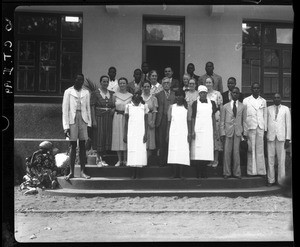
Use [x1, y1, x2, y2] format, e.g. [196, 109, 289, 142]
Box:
[142, 15, 185, 81]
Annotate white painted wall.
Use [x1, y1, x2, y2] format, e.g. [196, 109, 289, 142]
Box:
[16, 5, 294, 90]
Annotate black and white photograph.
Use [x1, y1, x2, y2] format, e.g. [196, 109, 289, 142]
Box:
[3, 2, 294, 244]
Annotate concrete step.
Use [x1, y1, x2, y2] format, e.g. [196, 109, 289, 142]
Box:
[57, 176, 267, 190]
[74, 164, 248, 178]
[45, 186, 282, 198]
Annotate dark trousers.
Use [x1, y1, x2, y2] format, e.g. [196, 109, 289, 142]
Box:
[193, 160, 209, 178]
[157, 115, 169, 165]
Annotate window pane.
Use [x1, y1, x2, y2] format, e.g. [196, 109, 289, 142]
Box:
[61, 16, 83, 38]
[242, 23, 261, 46]
[146, 24, 181, 41]
[61, 53, 82, 80]
[18, 15, 57, 35]
[277, 28, 293, 44]
[48, 68, 57, 92]
[263, 69, 279, 94]
[263, 77, 271, 93]
[264, 27, 276, 43]
[17, 68, 35, 92]
[283, 75, 291, 98]
[62, 40, 81, 53]
[17, 70, 25, 91]
[242, 46, 261, 93]
[283, 49, 292, 69]
[18, 41, 35, 64]
[39, 68, 47, 91]
[40, 42, 57, 61]
[264, 49, 279, 68]
[263, 77, 279, 94]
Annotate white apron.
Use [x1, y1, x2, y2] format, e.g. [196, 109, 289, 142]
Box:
[190, 99, 214, 161]
[167, 104, 190, 166]
[127, 104, 147, 167]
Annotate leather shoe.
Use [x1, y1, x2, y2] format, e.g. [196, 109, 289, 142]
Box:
[223, 175, 229, 179]
[233, 176, 242, 179]
[267, 182, 275, 187]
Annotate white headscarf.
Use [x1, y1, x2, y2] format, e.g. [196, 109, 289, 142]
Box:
[198, 85, 208, 93]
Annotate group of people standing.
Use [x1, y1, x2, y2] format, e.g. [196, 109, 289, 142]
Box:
[62, 61, 291, 186]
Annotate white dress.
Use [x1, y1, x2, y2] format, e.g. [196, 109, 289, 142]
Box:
[167, 104, 190, 166]
[125, 102, 149, 167]
[190, 99, 214, 161]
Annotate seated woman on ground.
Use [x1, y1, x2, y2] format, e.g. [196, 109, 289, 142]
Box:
[22, 141, 59, 190]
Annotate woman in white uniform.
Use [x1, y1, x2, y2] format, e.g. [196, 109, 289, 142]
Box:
[189, 85, 217, 178]
[167, 90, 190, 178]
[124, 94, 148, 179]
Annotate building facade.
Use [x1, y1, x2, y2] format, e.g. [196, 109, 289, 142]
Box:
[14, 5, 293, 170]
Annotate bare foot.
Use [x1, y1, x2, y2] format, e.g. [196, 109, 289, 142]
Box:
[64, 173, 74, 181]
[80, 172, 91, 179]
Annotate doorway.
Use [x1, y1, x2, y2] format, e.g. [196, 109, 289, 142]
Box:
[146, 45, 181, 81]
[143, 16, 185, 82]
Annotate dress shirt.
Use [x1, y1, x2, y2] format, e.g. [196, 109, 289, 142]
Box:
[76, 90, 82, 110]
[230, 99, 239, 109]
[108, 79, 119, 92]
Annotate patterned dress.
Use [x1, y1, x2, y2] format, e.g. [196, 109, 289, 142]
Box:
[150, 82, 163, 95]
[90, 89, 115, 152]
[207, 90, 223, 151]
[25, 150, 58, 188]
[111, 91, 133, 151]
[142, 93, 158, 150]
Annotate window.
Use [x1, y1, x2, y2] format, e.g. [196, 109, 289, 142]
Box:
[15, 12, 83, 98]
[242, 21, 292, 102]
[145, 24, 182, 41]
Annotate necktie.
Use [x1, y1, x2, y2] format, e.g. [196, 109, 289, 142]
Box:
[165, 90, 170, 99]
[275, 106, 279, 120]
[233, 100, 237, 117]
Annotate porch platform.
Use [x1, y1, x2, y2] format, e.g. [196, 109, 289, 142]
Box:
[45, 164, 282, 197]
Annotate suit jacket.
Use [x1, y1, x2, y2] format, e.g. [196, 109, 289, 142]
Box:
[220, 101, 248, 137]
[267, 104, 291, 141]
[242, 95, 267, 131]
[155, 90, 176, 127]
[222, 90, 244, 105]
[198, 73, 223, 93]
[62, 86, 92, 130]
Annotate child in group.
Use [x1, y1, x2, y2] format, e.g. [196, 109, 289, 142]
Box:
[166, 90, 190, 178]
[124, 93, 149, 179]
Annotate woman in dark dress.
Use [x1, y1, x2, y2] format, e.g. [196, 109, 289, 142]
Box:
[91, 75, 115, 166]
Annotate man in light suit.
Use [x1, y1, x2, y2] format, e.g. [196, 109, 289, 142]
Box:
[242, 82, 267, 176]
[155, 77, 176, 166]
[220, 87, 248, 179]
[62, 73, 91, 180]
[266, 93, 291, 186]
[198, 61, 223, 93]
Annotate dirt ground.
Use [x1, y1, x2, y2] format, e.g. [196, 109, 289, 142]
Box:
[14, 186, 294, 242]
